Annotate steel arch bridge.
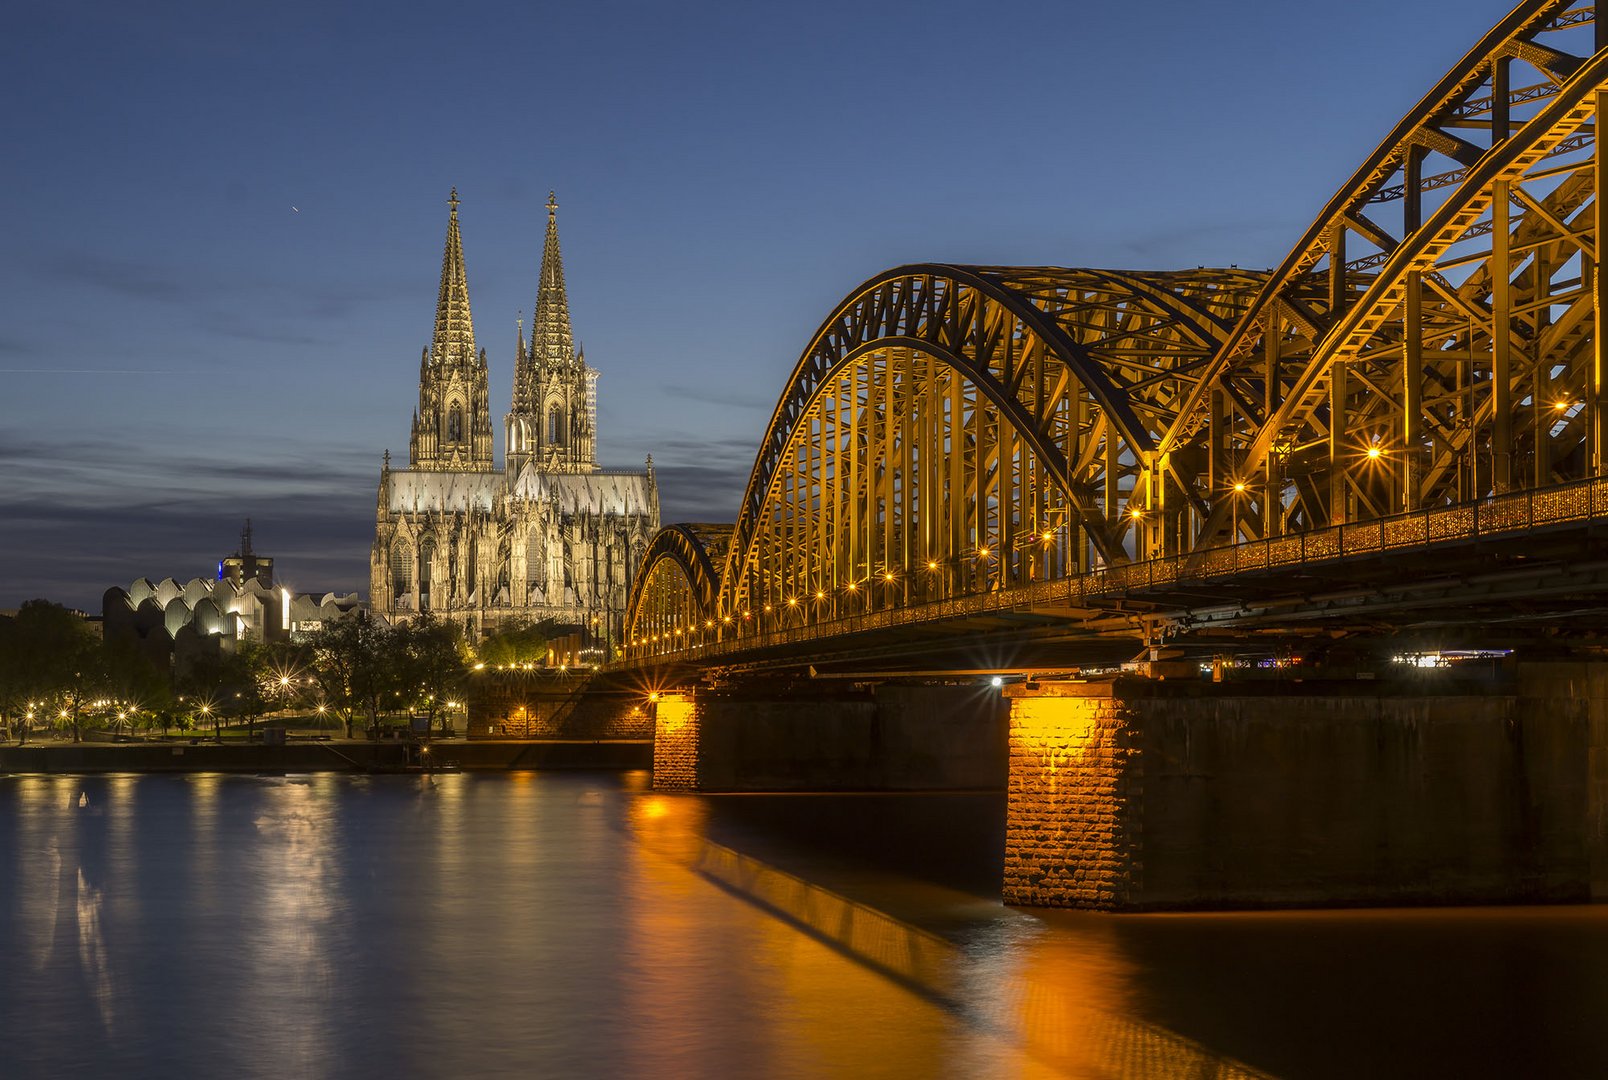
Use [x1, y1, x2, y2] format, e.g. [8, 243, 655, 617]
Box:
[626, 0, 1608, 661]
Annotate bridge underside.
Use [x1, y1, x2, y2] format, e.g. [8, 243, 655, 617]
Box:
[617, 2, 1608, 910]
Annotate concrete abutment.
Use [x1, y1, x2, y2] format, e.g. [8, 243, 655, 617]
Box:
[1005, 663, 1608, 910]
[640, 662, 1608, 910]
[650, 683, 1007, 793]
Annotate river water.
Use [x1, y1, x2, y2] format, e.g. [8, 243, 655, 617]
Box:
[1, 771, 1604, 1079]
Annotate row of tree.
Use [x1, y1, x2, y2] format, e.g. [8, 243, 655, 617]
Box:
[0, 601, 552, 743]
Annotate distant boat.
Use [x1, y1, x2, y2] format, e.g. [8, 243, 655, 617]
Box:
[78, 792, 87, 808]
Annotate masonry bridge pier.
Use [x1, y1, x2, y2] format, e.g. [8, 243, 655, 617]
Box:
[603, 1, 1608, 909]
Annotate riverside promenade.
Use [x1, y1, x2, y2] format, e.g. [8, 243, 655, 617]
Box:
[0, 738, 650, 774]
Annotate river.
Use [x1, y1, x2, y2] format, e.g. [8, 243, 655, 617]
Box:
[2, 771, 1604, 1078]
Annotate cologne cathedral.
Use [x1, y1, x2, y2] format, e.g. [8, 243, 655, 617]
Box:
[370, 191, 659, 648]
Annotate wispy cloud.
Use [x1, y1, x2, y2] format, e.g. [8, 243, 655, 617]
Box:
[658, 382, 774, 410]
[43, 253, 188, 302]
[0, 490, 373, 610]
[656, 463, 751, 523]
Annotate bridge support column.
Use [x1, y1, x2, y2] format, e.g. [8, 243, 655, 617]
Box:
[1003, 682, 1141, 909]
[650, 683, 1007, 793]
[1004, 668, 1606, 911]
[651, 692, 703, 791]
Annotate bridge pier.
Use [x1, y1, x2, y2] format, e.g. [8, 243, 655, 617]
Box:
[1004, 664, 1608, 910]
[650, 683, 1007, 793]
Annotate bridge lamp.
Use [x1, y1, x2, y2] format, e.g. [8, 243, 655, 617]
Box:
[1554, 400, 1573, 412]
[815, 590, 826, 601]
[883, 571, 896, 583]
[927, 560, 939, 571]
[976, 546, 991, 559]
[990, 676, 1003, 688]
[1129, 507, 1144, 520]
[1041, 531, 1054, 543]
[705, 619, 714, 628]
[1365, 444, 1383, 461]
[846, 581, 858, 592]
[722, 615, 733, 624]
[1232, 481, 1247, 494]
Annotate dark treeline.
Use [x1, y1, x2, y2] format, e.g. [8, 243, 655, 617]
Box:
[0, 601, 556, 742]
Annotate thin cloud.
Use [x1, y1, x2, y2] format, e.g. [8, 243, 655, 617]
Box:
[658, 382, 774, 410]
[656, 463, 751, 523]
[43, 253, 188, 302]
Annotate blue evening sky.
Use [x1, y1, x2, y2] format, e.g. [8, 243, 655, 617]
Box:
[2, 0, 1510, 609]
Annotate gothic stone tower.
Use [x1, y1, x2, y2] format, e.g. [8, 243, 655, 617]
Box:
[372, 191, 659, 648]
[410, 189, 495, 471]
[507, 192, 597, 477]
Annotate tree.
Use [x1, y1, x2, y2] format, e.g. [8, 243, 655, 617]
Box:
[99, 634, 173, 737]
[310, 613, 395, 738]
[477, 618, 559, 667]
[394, 613, 468, 735]
[255, 639, 316, 718]
[0, 601, 100, 743]
[177, 647, 259, 742]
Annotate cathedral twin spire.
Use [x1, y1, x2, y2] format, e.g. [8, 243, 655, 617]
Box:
[410, 189, 594, 475]
[432, 188, 477, 367]
[409, 188, 493, 471]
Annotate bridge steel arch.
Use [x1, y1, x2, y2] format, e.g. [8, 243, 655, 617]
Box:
[624, 0, 1608, 660]
[1158, 0, 1608, 552]
[704, 265, 1261, 640]
[625, 523, 729, 649]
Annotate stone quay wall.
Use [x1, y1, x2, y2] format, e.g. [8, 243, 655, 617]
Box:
[651, 683, 1007, 793]
[1006, 665, 1608, 911]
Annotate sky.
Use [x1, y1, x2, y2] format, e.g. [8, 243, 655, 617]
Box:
[2, 0, 1516, 610]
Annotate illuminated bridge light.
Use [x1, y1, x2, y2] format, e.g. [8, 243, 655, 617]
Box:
[620, 3, 1608, 663]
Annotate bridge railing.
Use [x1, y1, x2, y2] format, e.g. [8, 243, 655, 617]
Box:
[635, 474, 1608, 664]
[1081, 475, 1608, 599]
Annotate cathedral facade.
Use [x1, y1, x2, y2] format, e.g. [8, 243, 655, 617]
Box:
[371, 191, 659, 650]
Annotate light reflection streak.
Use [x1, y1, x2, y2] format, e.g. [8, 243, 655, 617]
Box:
[623, 792, 1275, 1079]
[13, 777, 63, 971]
[76, 867, 115, 1032]
[245, 777, 337, 1074]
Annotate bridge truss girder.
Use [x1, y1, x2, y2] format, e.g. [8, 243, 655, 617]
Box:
[712, 266, 1263, 633]
[625, 0, 1608, 661]
[1166, 1, 1608, 553]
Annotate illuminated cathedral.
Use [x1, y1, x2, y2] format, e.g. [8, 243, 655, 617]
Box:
[371, 191, 659, 648]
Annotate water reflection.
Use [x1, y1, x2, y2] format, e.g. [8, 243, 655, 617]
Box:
[3, 773, 1606, 1078]
[625, 791, 1268, 1079]
[244, 777, 337, 1074]
[76, 866, 115, 1032]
